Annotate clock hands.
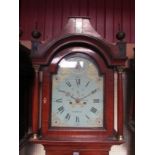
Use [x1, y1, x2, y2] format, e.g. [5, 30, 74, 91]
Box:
[58, 88, 99, 105]
[58, 89, 77, 101]
[58, 88, 99, 107]
[58, 89, 84, 104]
[79, 88, 99, 100]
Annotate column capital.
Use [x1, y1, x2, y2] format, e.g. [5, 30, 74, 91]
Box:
[33, 65, 40, 73]
[117, 135, 124, 141]
[32, 133, 38, 140]
[116, 66, 125, 73]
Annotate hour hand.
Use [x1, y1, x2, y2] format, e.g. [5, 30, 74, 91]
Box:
[58, 89, 68, 95]
[58, 89, 76, 100]
[70, 95, 77, 100]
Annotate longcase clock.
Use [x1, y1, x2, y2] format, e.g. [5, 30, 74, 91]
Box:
[30, 17, 127, 155]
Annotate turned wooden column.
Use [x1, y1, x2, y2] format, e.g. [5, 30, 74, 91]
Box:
[32, 65, 40, 139]
[117, 67, 124, 140]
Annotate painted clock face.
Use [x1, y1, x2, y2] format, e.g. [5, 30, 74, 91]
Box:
[51, 54, 104, 128]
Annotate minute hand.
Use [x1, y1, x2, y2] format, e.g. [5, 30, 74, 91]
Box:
[80, 88, 98, 100]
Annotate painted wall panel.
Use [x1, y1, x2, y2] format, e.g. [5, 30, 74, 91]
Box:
[96, 0, 105, 37]
[130, 0, 135, 42]
[113, 0, 122, 42]
[20, 0, 135, 43]
[122, 0, 131, 42]
[44, 0, 54, 40]
[79, 0, 88, 16]
[105, 0, 114, 42]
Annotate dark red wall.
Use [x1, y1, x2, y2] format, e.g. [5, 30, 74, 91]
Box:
[20, 0, 135, 43]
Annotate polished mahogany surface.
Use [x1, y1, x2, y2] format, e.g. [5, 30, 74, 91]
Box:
[30, 17, 127, 155]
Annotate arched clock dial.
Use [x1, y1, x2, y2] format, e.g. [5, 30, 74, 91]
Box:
[51, 54, 104, 128]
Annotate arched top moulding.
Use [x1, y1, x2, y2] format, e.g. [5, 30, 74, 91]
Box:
[31, 17, 127, 67]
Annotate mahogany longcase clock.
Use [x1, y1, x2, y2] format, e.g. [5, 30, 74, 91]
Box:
[30, 17, 127, 155]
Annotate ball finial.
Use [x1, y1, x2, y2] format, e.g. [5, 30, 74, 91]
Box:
[31, 22, 41, 39]
[31, 30, 41, 39]
[116, 31, 126, 41]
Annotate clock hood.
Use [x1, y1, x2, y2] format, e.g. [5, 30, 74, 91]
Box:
[31, 17, 127, 67]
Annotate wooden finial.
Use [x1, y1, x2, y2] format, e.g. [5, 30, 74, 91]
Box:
[31, 21, 41, 39]
[116, 23, 126, 41]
